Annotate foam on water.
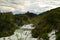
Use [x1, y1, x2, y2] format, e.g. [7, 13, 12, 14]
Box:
[0, 24, 56, 40]
[0, 24, 37, 40]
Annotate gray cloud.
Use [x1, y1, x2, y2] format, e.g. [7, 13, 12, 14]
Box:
[0, 0, 60, 14]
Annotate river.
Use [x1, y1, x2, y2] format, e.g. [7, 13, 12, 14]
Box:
[0, 24, 56, 40]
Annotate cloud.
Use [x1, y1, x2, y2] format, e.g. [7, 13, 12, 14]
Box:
[0, 6, 15, 12]
[0, 0, 60, 14]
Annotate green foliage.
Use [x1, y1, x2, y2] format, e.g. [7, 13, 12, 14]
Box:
[32, 29, 39, 38]
[0, 12, 17, 37]
[41, 33, 49, 40]
[56, 31, 60, 40]
[14, 14, 31, 26]
[14, 11, 37, 26]
[31, 7, 60, 40]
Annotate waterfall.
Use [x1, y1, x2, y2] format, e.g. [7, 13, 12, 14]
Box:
[0, 24, 37, 40]
[0, 24, 57, 40]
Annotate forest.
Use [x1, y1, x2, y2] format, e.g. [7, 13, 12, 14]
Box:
[0, 7, 60, 40]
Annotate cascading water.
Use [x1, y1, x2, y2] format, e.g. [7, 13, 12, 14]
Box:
[0, 24, 57, 40]
[0, 24, 37, 40]
[48, 30, 56, 40]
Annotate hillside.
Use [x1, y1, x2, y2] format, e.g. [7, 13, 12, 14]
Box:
[32, 7, 60, 40]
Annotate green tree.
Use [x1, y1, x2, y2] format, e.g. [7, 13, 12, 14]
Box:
[0, 12, 17, 37]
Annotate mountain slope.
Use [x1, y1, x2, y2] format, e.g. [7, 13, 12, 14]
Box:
[32, 7, 60, 40]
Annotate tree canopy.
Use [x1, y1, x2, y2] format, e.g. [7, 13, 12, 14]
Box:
[0, 12, 17, 37]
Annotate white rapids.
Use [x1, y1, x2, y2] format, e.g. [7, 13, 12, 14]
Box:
[0, 24, 57, 40]
[0, 24, 37, 40]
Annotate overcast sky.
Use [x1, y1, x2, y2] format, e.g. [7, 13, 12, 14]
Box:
[0, 0, 60, 14]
